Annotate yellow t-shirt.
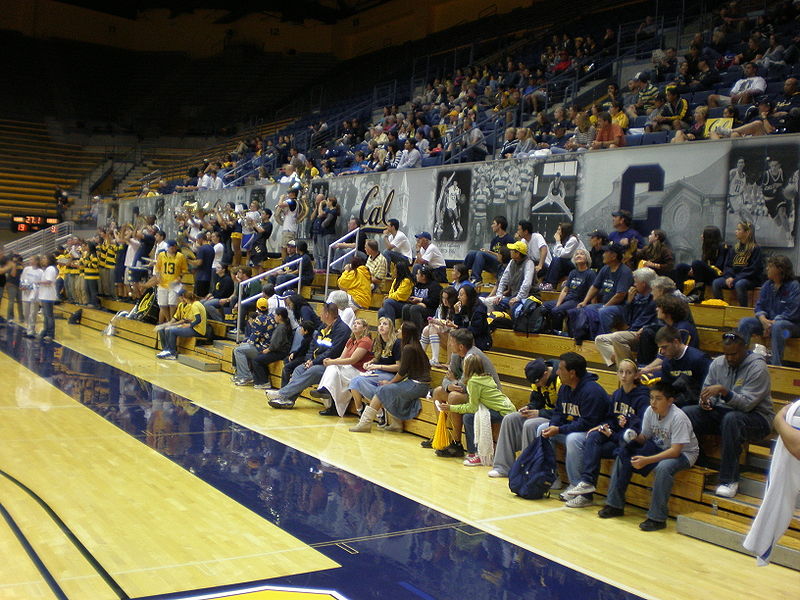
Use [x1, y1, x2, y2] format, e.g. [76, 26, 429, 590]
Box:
[612, 111, 629, 131]
[156, 251, 188, 288]
[176, 300, 207, 335]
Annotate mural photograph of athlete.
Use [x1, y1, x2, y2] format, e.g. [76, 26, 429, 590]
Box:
[433, 173, 465, 240]
[762, 157, 789, 234]
[530, 172, 573, 220]
[727, 158, 753, 223]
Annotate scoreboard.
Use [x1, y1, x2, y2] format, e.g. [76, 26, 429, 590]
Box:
[10, 215, 60, 233]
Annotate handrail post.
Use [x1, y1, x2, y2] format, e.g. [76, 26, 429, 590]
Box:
[236, 279, 243, 343]
[297, 254, 303, 295]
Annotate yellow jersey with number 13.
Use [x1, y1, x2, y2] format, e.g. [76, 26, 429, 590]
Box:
[156, 251, 187, 288]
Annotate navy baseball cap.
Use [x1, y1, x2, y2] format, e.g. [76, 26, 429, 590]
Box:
[415, 232, 432, 240]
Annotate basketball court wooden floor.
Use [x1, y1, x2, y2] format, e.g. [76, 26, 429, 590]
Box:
[0, 320, 797, 600]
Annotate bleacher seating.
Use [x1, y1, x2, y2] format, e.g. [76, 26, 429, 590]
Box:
[38, 262, 800, 562]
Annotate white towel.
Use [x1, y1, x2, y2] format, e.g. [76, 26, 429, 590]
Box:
[475, 404, 494, 466]
[743, 399, 800, 565]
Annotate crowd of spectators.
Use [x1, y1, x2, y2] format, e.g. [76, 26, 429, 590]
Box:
[10, 2, 800, 535]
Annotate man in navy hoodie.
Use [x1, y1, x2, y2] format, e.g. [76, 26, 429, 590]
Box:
[654, 325, 711, 407]
[267, 303, 351, 409]
[538, 352, 609, 492]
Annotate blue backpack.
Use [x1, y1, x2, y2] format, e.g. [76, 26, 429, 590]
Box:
[508, 435, 557, 499]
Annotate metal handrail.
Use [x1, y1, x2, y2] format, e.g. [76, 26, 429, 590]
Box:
[2, 221, 75, 258]
[324, 228, 361, 300]
[235, 256, 303, 342]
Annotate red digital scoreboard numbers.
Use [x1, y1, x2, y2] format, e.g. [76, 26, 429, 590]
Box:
[10, 215, 59, 233]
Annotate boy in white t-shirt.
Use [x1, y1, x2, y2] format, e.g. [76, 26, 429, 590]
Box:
[382, 218, 413, 266]
[598, 380, 699, 531]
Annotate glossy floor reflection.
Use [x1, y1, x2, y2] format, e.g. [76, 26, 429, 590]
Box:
[0, 323, 641, 600]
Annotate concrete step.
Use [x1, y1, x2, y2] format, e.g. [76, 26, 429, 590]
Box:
[677, 511, 800, 571]
[177, 354, 221, 371]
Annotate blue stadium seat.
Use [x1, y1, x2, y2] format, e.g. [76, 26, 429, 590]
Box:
[708, 107, 725, 118]
[421, 154, 444, 167]
[734, 104, 750, 119]
[716, 87, 732, 97]
[624, 134, 643, 146]
[691, 90, 712, 105]
[765, 81, 783, 96]
[641, 132, 668, 145]
[632, 115, 649, 128]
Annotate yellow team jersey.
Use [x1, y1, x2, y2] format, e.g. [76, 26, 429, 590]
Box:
[156, 252, 187, 288]
[176, 300, 207, 336]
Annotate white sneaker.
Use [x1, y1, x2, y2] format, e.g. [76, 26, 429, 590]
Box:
[715, 482, 739, 498]
[156, 350, 171, 358]
[566, 495, 593, 508]
[266, 390, 282, 400]
[565, 481, 596, 496]
[487, 469, 507, 478]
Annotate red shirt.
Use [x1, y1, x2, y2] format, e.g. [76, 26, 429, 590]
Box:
[595, 123, 626, 146]
[343, 336, 374, 371]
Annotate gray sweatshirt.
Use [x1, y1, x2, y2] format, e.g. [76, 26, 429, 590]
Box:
[703, 351, 775, 426]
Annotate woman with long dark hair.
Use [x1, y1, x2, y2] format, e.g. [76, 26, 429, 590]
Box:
[350, 321, 430, 433]
[454, 285, 491, 351]
[286, 293, 320, 330]
[674, 225, 730, 301]
[378, 259, 414, 322]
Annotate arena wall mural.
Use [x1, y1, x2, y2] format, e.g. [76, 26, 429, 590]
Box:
[117, 136, 800, 268]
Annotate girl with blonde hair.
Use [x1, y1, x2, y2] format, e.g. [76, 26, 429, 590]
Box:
[439, 352, 515, 466]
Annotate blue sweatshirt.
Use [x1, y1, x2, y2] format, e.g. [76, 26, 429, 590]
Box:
[661, 345, 711, 400]
[550, 372, 609, 434]
[723, 244, 763, 283]
[605, 384, 651, 432]
[623, 293, 657, 330]
[754, 279, 800, 322]
[307, 318, 352, 365]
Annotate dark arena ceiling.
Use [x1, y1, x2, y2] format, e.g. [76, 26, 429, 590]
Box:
[58, 1, 393, 24]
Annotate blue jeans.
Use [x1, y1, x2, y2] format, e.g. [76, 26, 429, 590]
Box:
[383, 250, 411, 266]
[712, 276, 755, 306]
[464, 250, 499, 282]
[202, 299, 225, 322]
[378, 298, 408, 322]
[544, 257, 574, 286]
[682, 404, 771, 484]
[569, 429, 625, 488]
[278, 363, 326, 402]
[40, 300, 55, 339]
[159, 326, 199, 354]
[605, 439, 690, 522]
[463, 408, 503, 453]
[738, 316, 800, 366]
[542, 299, 577, 332]
[598, 304, 625, 334]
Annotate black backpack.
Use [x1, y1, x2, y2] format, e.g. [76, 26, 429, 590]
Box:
[512, 295, 545, 334]
[508, 435, 556, 499]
